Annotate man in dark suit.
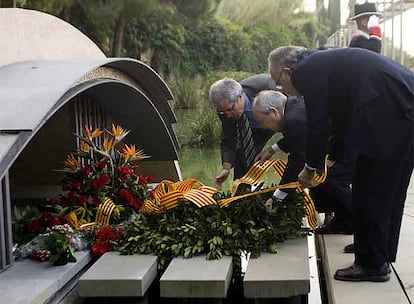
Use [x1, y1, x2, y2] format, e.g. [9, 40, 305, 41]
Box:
[268, 46, 413, 282]
[209, 75, 275, 189]
[349, 2, 382, 53]
[253, 91, 353, 233]
[342, 1, 383, 254]
[252, 90, 306, 209]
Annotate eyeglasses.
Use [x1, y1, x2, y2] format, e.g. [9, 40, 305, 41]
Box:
[218, 102, 236, 115]
[217, 94, 241, 115]
[274, 68, 291, 90]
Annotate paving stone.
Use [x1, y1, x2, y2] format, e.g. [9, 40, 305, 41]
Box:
[243, 237, 310, 299]
[322, 235, 408, 304]
[160, 255, 233, 298]
[394, 215, 414, 303]
[79, 252, 157, 297]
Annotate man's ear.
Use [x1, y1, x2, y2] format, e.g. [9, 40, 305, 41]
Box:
[284, 67, 293, 76]
[268, 107, 278, 116]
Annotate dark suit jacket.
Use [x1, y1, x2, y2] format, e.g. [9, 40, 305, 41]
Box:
[349, 33, 381, 53]
[291, 48, 414, 169]
[220, 73, 276, 178]
[277, 96, 306, 187]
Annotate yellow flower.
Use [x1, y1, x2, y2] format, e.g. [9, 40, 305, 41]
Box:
[123, 144, 150, 161]
[63, 154, 80, 169]
[79, 141, 90, 153]
[107, 124, 130, 142]
[103, 137, 114, 152]
[84, 125, 103, 140]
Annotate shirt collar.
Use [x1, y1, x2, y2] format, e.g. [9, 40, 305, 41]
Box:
[356, 29, 369, 39]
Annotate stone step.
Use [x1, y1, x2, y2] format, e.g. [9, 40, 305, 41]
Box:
[159, 255, 233, 298]
[320, 235, 409, 304]
[0, 250, 91, 304]
[393, 214, 414, 302]
[79, 252, 157, 297]
[243, 237, 310, 299]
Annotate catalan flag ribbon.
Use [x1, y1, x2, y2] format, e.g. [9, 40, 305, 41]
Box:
[66, 197, 116, 230]
[140, 158, 327, 230]
[220, 157, 328, 229]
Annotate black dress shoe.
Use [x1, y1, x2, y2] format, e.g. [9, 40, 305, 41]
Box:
[334, 264, 390, 282]
[315, 225, 352, 235]
[343, 243, 355, 253]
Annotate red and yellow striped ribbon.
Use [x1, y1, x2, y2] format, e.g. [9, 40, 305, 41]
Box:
[66, 197, 116, 230]
[140, 178, 217, 213]
[141, 157, 326, 230]
[220, 157, 328, 229]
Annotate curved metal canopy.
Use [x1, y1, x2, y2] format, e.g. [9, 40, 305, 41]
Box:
[0, 58, 178, 179]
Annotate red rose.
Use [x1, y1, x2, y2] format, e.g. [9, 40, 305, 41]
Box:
[149, 191, 156, 199]
[79, 195, 88, 205]
[42, 213, 61, 228]
[97, 160, 107, 170]
[138, 175, 147, 185]
[27, 220, 41, 233]
[147, 175, 154, 183]
[62, 184, 70, 191]
[92, 179, 102, 190]
[68, 191, 78, 201]
[100, 175, 110, 185]
[49, 197, 61, 205]
[71, 182, 81, 190]
[118, 166, 132, 176]
[91, 196, 100, 207]
[91, 240, 111, 256]
[80, 165, 91, 176]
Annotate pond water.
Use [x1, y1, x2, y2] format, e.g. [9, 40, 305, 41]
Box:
[174, 108, 283, 192]
[178, 146, 282, 193]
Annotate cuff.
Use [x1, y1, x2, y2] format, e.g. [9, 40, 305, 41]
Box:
[369, 27, 382, 39]
[273, 189, 288, 200]
[271, 143, 280, 153]
[305, 163, 317, 171]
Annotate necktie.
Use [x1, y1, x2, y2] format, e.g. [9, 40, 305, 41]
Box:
[238, 113, 256, 169]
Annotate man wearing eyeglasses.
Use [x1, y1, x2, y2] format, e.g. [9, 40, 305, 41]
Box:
[209, 74, 276, 189]
[268, 46, 413, 282]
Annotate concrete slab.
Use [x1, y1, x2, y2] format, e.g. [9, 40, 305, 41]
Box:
[79, 252, 157, 297]
[394, 215, 414, 302]
[308, 234, 322, 304]
[243, 237, 310, 299]
[0, 250, 91, 304]
[160, 255, 233, 298]
[321, 235, 408, 304]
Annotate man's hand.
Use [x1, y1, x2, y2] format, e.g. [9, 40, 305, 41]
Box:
[215, 168, 230, 190]
[367, 15, 382, 38]
[298, 166, 319, 188]
[264, 196, 283, 215]
[264, 190, 287, 214]
[254, 147, 274, 165]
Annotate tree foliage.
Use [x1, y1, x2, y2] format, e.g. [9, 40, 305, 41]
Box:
[6, 0, 334, 75]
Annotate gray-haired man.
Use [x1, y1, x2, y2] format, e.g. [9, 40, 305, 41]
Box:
[209, 74, 275, 189]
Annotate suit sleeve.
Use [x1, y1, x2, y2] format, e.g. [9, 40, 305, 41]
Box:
[219, 115, 237, 166]
[240, 74, 277, 100]
[349, 35, 381, 54]
[291, 60, 330, 169]
[278, 119, 306, 189]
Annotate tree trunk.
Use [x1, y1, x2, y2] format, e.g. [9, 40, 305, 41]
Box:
[112, 11, 126, 57]
[62, 5, 71, 22]
[149, 48, 164, 77]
